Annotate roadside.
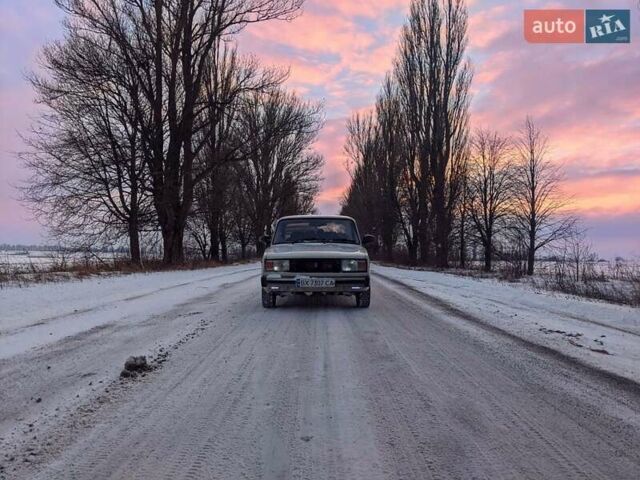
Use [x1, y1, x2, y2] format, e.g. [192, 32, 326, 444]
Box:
[0, 251, 255, 289]
[0, 264, 261, 475]
[376, 259, 640, 307]
[0, 263, 261, 358]
[373, 264, 640, 385]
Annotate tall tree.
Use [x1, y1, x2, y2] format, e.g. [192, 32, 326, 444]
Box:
[22, 25, 153, 264]
[191, 42, 286, 261]
[342, 112, 380, 244]
[512, 117, 575, 275]
[342, 78, 405, 260]
[467, 129, 512, 272]
[53, 0, 304, 264]
[374, 78, 405, 260]
[395, 0, 472, 267]
[234, 88, 324, 255]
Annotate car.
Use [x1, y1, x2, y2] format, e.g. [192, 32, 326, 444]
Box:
[260, 215, 375, 309]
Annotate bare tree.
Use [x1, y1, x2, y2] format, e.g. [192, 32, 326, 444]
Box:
[22, 25, 153, 265]
[374, 77, 405, 260]
[52, 0, 304, 264]
[233, 88, 324, 255]
[565, 229, 597, 283]
[512, 117, 575, 275]
[342, 112, 381, 247]
[342, 0, 472, 266]
[190, 42, 286, 262]
[467, 129, 512, 272]
[395, 0, 473, 267]
[341, 78, 406, 261]
[228, 179, 255, 259]
[454, 158, 470, 268]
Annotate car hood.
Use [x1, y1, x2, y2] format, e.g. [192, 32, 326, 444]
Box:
[265, 243, 368, 259]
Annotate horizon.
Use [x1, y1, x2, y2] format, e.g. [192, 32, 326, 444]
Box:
[1, 0, 639, 259]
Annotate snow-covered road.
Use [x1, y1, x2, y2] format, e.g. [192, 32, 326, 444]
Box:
[1, 265, 639, 479]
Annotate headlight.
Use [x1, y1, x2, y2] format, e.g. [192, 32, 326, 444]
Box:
[341, 259, 368, 272]
[264, 259, 290, 272]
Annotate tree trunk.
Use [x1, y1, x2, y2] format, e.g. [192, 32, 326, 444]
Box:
[408, 240, 418, 266]
[209, 222, 220, 261]
[418, 201, 430, 265]
[436, 242, 449, 268]
[128, 218, 142, 267]
[220, 231, 228, 263]
[197, 240, 208, 260]
[459, 212, 466, 269]
[162, 222, 185, 264]
[483, 242, 492, 272]
[527, 244, 535, 276]
[433, 180, 449, 269]
[382, 231, 394, 262]
[128, 178, 142, 266]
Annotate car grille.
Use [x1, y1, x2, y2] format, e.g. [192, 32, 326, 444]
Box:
[289, 259, 342, 273]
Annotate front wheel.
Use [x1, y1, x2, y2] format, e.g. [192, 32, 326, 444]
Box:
[262, 290, 277, 308]
[356, 290, 371, 308]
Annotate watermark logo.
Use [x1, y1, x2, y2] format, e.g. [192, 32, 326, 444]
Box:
[524, 10, 585, 43]
[524, 9, 631, 44]
[585, 10, 630, 43]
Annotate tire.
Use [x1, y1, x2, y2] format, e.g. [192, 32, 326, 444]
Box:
[356, 290, 371, 308]
[262, 290, 277, 309]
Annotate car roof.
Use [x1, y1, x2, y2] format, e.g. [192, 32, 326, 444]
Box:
[276, 215, 356, 222]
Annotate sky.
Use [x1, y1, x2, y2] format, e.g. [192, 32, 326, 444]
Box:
[1, 0, 639, 258]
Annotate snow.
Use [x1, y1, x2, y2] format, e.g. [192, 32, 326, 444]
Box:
[0, 263, 261, 359]
[0, 250, 124, 267]
[374, 265, 640, 384]
[1, 262, 639, 477]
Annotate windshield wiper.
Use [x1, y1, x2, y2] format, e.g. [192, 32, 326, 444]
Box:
[276, 239, 357, 245]
[274, 239, 325, 244]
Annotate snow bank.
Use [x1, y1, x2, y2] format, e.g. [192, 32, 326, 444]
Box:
[0, 263, 260, 359]
[374, 265, 640, 384]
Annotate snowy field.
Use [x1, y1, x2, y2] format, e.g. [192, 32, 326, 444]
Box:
[0, 250, 127, 268]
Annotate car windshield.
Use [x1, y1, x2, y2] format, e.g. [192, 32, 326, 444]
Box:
[273, 218, 360, 245]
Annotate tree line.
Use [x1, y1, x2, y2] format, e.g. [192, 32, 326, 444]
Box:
[21, 0, 324, 265]
[341, 0, 575, 275]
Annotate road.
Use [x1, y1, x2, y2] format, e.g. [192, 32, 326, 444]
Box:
[2, 272, 640, 479]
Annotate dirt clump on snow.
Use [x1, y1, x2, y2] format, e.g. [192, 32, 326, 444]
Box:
[120, 356, 150, 378]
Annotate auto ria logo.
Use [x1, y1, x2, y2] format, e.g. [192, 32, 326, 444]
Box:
[585, 10, 630, 43]
[524, 9, 631, 44]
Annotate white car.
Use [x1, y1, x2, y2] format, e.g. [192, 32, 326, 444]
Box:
[261, 215, 374, 308]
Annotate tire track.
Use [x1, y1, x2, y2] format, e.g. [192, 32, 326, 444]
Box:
[7, 274, 640, 479]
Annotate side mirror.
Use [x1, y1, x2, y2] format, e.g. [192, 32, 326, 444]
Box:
[362, 234, 376, 246]
[260, 235, 272, 246]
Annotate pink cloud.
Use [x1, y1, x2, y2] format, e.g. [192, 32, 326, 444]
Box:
[468, 5, 516, 49]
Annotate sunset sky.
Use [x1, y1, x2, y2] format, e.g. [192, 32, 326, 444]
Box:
[1, 0, 639, 257]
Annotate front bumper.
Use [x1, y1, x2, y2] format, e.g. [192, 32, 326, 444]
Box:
[262, 273, 370, 295]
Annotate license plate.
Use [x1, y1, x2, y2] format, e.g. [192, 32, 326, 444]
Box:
[296, 278, 336, 289]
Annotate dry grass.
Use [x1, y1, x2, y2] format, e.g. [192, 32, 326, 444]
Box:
[538, 262, 640, 307]
[376, 256, 640, 308]
[0, 257, 256, 289]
